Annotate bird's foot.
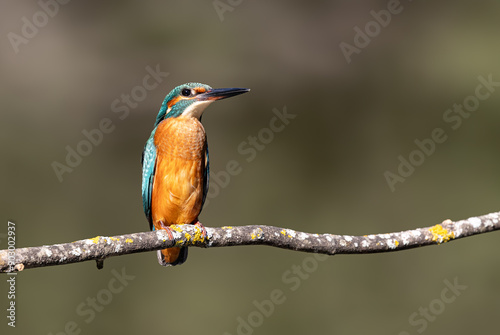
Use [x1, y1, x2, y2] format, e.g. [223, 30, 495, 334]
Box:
[158, 221, 174, 240]
[194, 221, 208, 240]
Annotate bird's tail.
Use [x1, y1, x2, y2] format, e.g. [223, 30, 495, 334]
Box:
[157, 246, 188, 267]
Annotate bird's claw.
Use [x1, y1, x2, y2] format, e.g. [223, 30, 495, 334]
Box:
[158, 221, 174, 240]
[194, 221, 207, 239]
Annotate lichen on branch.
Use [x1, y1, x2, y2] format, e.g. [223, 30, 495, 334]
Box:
[1, 211, 499, 273]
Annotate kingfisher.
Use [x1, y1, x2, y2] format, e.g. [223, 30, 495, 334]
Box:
[141, 82, 249, 266]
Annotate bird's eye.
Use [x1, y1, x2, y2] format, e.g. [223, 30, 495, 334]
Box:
[181, 88, 192, 97]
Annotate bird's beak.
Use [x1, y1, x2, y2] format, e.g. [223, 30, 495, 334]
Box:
[198, 87, 250, 101]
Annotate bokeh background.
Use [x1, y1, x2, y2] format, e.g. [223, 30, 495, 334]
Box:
[2, 1, 500, 334]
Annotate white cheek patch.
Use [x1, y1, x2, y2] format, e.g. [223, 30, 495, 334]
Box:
[181, 100, 213, 119]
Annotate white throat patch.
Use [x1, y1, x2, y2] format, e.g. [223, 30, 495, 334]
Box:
[181, 100, 213, 120]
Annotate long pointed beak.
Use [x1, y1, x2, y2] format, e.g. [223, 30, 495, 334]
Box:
[198, 87, 250, 101]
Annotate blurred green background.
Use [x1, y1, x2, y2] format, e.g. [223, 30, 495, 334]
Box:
[2, 1, 500, 334]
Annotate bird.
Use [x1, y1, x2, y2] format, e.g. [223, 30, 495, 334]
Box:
[141, 82, 250, 266]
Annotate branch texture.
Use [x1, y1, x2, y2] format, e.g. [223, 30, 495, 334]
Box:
[1, 211, 499, 272]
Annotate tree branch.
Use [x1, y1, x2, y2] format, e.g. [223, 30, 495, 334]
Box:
[1, 211, 499, 273]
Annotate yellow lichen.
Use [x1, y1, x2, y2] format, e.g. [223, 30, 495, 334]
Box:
[429, 224, 455, 243]
[252, 228, 263, 240]
[192, 228, 206, 243]
[222, 226, 233, 230]
[125, 238, 133, 243]
[184, 233, 192, 241]
[170, 225, 183, 232]
[395, 240, 399, 246]
[89, 236, 101, 244]
[280, 229, 292, 238]
[109, 237, 120, 241]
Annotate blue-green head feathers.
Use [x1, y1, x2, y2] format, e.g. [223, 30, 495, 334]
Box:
[153, 82, 250, 127]
[154, 82, 213, 127]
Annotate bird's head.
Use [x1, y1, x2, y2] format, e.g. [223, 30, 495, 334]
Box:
[154, 82, 249, 126]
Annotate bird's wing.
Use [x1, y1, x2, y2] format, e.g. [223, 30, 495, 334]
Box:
[141, 133, 157, 230]
[201, 144, 209, 209]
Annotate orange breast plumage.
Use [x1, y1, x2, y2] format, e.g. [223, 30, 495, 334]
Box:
[151, 116, 207, 229]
